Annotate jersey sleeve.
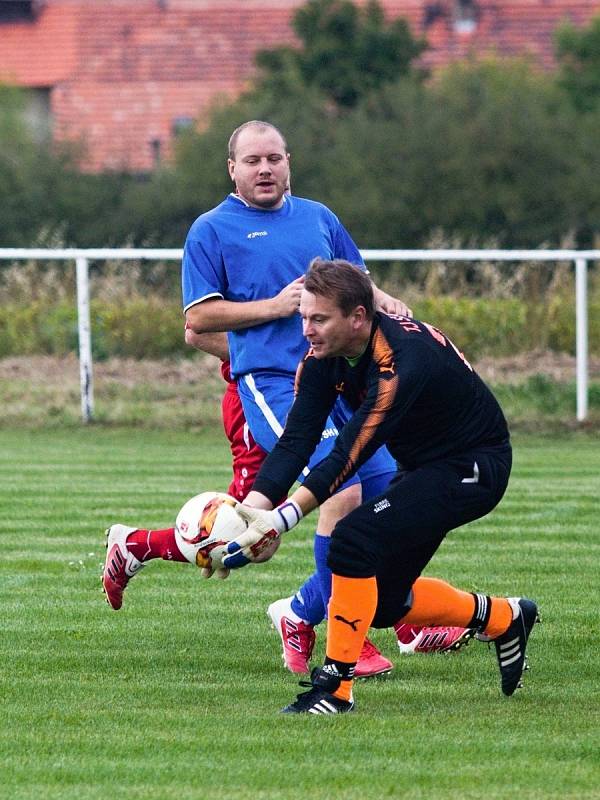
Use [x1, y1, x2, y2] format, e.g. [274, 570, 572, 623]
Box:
[181, 220, 226, 312]
[251, 357, 338, 504]
[328, 210, 365, 267]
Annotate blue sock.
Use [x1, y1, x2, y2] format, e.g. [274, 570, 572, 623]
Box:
[314, 533, 332, 618]
[290, 572, 325, 624]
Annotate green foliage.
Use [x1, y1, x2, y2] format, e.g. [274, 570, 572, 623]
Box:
[255, 0, 426, 108]
[1, 290, 599, 360]
[494, 374, 576, 417]
[97, 298, 187, 360]
[414, 296, 527, 358]
[546, 293, 600, 354]
[555, 14, 600, 112]
[0, 83, 139, 247]
[0, 299, 187, 360]
[319, 60, 588, 247]
[168, 56, 599, 249]
[0, 302, 78, 357]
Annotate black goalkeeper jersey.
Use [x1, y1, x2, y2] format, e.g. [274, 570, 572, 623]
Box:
[252, 312, 510, 506]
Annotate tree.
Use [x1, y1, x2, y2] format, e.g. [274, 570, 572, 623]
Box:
[254, 0, 426, 108]
[317, 60, 589, 248]
[555, 14, 600, 112]
[0, 83, 138, 247]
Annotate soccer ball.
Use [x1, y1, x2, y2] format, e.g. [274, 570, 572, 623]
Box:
[174, 491, 280, 571]
[175, 491, 247, 570]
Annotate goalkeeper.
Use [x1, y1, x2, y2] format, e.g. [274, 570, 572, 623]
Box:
[224, 257, 539, 714]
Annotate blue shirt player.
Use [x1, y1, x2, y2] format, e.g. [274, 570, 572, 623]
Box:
[183, 120, 436, 676]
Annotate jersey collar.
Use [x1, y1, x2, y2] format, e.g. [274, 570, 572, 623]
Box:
[229, 192, 288, 209]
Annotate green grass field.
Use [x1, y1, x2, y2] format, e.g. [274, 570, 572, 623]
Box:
[1, 428, 599, 800]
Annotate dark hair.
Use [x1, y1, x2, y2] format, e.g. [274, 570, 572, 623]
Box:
[228, 120, 288, 160]
[305, 258, 375, 319]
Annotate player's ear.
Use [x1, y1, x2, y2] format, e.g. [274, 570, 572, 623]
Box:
[227, 159, 235, 181]
[353, 306, 367, 328]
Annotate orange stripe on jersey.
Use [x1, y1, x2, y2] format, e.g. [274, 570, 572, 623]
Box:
[293, 348, 314, 396]
[328, 328, 399, 494]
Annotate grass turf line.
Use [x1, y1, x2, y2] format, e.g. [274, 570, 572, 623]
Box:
[0, 428, 599, 800]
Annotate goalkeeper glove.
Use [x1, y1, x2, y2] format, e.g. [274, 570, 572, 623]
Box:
[199, 565, 230, 580]
[222, 500, 303, 569]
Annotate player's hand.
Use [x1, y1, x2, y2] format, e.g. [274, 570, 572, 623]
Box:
[272, 276, 305, 318]
[200, 565, 230, 580]
[223, 501, 303, 569]
[373, 287, 412, 318]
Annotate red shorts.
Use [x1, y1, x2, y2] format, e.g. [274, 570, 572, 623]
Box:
[221, 362, 267, 501]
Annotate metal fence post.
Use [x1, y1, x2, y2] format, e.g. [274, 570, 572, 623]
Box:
[75, 256, 94, 422]
[575, 257, 588, 422]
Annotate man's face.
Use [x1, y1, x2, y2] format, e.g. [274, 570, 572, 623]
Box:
[300, 290, 363, 359]
[228, 127, 290, 209]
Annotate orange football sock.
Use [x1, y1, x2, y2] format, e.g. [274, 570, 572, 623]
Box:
[399, 577, 513, 638]
[333, 679, 354, 703]
[483, 598, 513, 639]
[326, 575, 377, 702]
[400, 577, 477, 627]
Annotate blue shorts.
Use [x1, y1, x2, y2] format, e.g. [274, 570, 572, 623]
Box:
[237, 371, 396, 489]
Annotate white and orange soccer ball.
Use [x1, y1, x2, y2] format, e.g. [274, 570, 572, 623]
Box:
[174, 491, 279, 571]
[175, 491, 245, 571]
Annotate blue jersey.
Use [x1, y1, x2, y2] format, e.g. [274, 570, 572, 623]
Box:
[182, 193, 364, 377]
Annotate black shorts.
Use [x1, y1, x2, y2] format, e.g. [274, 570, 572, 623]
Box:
[327, 442, 512, 628]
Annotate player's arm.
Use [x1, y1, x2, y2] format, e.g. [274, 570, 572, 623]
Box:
[250, 358, 337, 503]
[372, 284, 412, 318]
[225, 485, 319, 569]
[229, 483, 319, 567]
[182, 217, 304, 334]
[184, 326, 229, 360]
[185, 277, 304, 334]
[222, 359, 337, 568]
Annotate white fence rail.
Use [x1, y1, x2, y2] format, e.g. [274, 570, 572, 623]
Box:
[1, 248, 598, 423]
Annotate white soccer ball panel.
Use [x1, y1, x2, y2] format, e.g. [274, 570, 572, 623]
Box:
[174, 490, 281, 569]
[175, 491, 246, 546]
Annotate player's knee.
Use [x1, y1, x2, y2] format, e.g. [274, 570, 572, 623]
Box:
[318, 483, 362, 535]
[327, 523, 377, 578]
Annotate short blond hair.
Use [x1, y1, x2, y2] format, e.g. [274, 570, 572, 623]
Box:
[228, 120, 288, 160]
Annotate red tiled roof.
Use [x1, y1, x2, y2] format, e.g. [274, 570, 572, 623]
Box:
[1, 0, 599, 170]
[0, 1, 78, 85]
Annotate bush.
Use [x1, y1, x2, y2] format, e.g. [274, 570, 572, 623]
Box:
[1, 293, 597, 360]
[0, 300, 186, 359]
[0, 302, 78, 357]
[413, 296, 527, 358]
[97, 298, 187, 359]
[547, 295, 600, 354]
